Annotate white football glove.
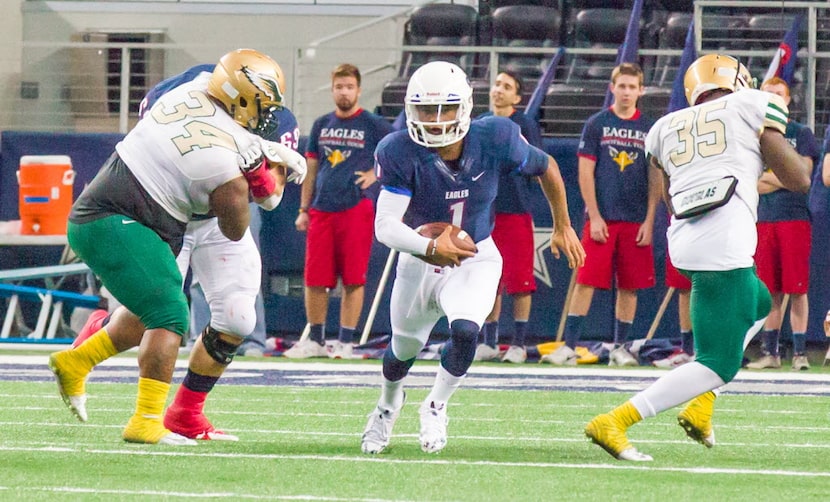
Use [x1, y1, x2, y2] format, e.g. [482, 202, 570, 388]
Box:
[259, 139, 307, 185]
[236, 141, 264, 174]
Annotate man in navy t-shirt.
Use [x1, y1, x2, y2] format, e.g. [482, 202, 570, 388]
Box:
[473, 71, 544, 364]
[289, 63, 394, 359]
[747, 77, 819, 371]
[544, 62, 659, 367]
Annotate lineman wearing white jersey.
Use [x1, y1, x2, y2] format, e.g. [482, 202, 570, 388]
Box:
[48, 49, 304, 445]
[585, 54, 810, 461]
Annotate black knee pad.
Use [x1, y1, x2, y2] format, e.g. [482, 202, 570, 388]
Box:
[450, 319, 480, 345]
[202, 326, 240, 365]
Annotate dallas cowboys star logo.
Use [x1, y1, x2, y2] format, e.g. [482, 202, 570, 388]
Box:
[533, 226, 554, 287]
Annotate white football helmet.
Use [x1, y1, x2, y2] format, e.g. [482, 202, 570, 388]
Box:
[405, 61, 473, 148]
[684, 54, 754, 106]
[207, 49, 286, 136]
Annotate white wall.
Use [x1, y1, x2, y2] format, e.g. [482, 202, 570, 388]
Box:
[0, 2, 24, 129]
[5, 1, 467, 133]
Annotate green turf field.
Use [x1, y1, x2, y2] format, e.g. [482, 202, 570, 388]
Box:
[1, 359, 829, 501]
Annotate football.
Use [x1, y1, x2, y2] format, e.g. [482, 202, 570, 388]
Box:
[414, 222, 477, 267]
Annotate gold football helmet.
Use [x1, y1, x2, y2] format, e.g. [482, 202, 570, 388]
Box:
[684, 54, 754, 106]
[207, 49, 286, 136]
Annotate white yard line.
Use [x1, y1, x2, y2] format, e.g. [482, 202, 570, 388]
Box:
[2, 444, 830, 477]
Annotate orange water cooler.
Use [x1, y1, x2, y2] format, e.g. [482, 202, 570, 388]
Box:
[17, 155, 75, 235]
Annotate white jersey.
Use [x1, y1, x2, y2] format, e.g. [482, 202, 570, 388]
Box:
[645, 89, 788, 271]
[116, 73, 258, 221]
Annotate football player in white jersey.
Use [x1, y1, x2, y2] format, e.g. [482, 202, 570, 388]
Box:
[48, 49, 305, 445]
[585, 54, 810, 461]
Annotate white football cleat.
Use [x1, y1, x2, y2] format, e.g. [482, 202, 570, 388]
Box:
[361, 394, 405, 454]
[157, 432, 198, 446]
[419, 400, 449, 454]
[193, 430, 239, 441]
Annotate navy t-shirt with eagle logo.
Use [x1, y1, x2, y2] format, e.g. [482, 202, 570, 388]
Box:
[757, 120, 819, 222]
[577, 107, 654, 223]
[306, 108, 394, 212]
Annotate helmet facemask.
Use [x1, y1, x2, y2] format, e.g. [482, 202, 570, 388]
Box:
[404, 61, 473, 148]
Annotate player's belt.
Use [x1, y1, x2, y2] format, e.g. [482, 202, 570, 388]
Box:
[671, 176, 738, 220]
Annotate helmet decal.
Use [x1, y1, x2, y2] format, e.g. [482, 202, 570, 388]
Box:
[241, 64, 284, 104]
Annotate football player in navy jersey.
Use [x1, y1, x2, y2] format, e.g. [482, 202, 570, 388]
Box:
[544, 62, 660, 367]
[360, 61, 585, 454]
[70, 56, 304, 441]
[474, 70, 545, 363]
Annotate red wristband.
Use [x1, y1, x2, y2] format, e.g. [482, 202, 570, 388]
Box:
[242, 160, 276, 198]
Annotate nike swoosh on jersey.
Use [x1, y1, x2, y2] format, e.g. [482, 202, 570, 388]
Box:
[121, 219, 137, 225]
[472, 172, 485, 181]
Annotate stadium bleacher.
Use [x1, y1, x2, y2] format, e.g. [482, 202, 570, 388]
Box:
[378, 0, 825, 139]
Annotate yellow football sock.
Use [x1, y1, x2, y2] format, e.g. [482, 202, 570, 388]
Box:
[611, 401, 643, 428]
[135, 377, 171, 420]
[73, 330, 118, 373]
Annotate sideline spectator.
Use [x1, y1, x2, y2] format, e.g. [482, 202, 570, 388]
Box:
[473, 71, 544, 363]
[745, 77, 818, 371]
[289, 63, 394, 359]
[543, 62, 659, 366]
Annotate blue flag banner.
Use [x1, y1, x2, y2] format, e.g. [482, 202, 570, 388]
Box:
[603, 0, 644, 108]
[763, 14, 803, 86]
[668, 19, 696, 112]
[524, 47, 565, 122]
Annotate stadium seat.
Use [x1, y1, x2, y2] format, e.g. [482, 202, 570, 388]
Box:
[699, 12, 750, 51]
[744, 13, 807, 123]
[482, 0, 560, 13]
[566, 8, 634, 84]
[379, 3, 479, 122]
[540, 83, 606, 138]
[648, 12, 692, 88]
[650, 0, 694, 13]
[399, 3, 479, 78]
[638, 86, 672, 119]
[562, 0, 633, 45]
[489, 5, 563, 85]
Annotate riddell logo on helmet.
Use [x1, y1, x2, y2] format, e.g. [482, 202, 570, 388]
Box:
[240, 65, 283, 103]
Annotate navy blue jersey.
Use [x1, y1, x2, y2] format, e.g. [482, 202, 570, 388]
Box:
[476, 110, 544, 214]
[375, 115, 549, 242]
[578, 108, 654, 223]
[139, 64, 215, 118]
[758, 120, 819, 222]
[139, 64, 299, 148]
[307, 108, 394, 212]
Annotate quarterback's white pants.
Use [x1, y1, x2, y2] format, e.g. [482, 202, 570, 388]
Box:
[176, 218, 261, 339]
[390, 236, 502, 361]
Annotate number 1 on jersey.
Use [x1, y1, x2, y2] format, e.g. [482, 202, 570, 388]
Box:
[449, 200, 464, 227]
